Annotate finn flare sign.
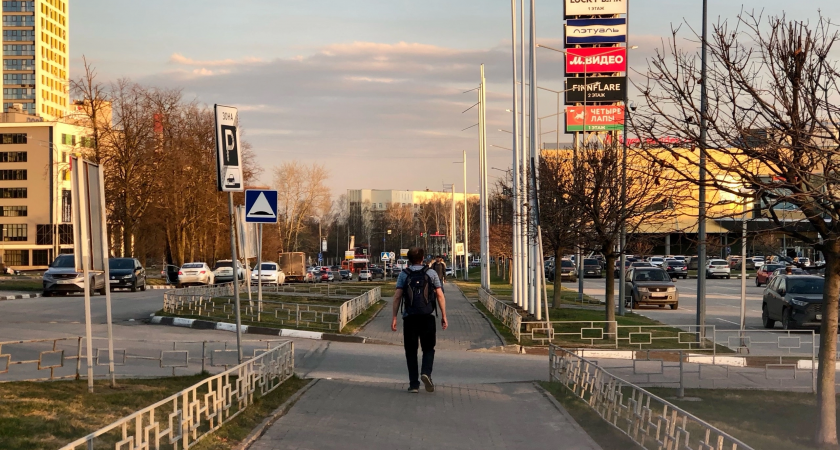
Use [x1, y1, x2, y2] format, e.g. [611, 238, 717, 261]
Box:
[214, 104, 243, 192]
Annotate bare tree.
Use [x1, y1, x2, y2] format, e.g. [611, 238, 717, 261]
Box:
[634, 12, 840, 444]
[539, 151, 580, 308]
[272, 161, 331, 252]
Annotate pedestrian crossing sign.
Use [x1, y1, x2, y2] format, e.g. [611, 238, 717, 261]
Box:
[245, 190, 278, 223]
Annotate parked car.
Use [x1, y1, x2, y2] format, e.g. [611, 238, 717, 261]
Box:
[751, 256, 765, 269]
[796, 257, 811, 267]
[42, 254, 107, 296]
[582, 259, 602, 278]
[706, 259, 731, 279]
[445, 266, 455, 277]
[755, 263, 784, 286]
[648, 256, 666, 267]
[370, 267, 385, 279]
[557, 259, 577, 282]
[614, 259, 633, 278]
[108, 257, 146, 292]
[177, 262, 215, 286]
[213, 260, 245, 283]
[358, 269, 373, 281]
[615, 261, 653, 278]
[339, 269, 352, 280]
[664, 258, 688, 279]
[768, 267, 807, 285]
[762, 274, 824, 329]
[623, 267, 679, 309]
[319, 269, 335, 282]
[251, 262, 285, 285]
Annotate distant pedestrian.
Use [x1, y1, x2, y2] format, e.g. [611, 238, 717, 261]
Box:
[392, 247, 448, 393]
[431, 255, 447, 284]
[785, 266, 793, 275]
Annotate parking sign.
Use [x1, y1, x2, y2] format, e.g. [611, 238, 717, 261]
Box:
[214, 105, 243, 192]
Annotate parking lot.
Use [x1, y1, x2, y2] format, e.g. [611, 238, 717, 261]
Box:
[572, 276, 772, 330]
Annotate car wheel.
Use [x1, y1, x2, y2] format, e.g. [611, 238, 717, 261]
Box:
[670, 303, 679, 310]
[762, 304, 776, 329]
[140, 282, 146, 292]
[658, 304, 665, 308]
[631, 293, 640, 309]
[755, 278, 761, 287]
[131, 280, 137, 292]
[42, 290, 51, 297]
[89, 278, 96, 296]
[726, 275, 731, 279]
[782, 308, 795, 330]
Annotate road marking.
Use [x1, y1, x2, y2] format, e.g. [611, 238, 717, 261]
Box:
[717, 318, 740, 326]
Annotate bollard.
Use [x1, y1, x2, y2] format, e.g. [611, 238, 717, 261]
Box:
[201, 341, 207, 374]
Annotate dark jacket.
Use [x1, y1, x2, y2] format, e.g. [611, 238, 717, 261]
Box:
[431, 261, 446, 280]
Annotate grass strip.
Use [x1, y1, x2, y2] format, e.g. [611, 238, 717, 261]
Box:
[342, 300, 386, 335]
[0, 279, 43, 292]
[538, 381, 641, 450]
[472, 300, 518, 345]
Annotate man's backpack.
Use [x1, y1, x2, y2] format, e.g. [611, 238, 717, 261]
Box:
[401, 267, 437, 316]
[431, 261, 446, 279]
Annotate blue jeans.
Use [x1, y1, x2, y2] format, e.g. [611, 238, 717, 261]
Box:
[403, 314, 436, 388]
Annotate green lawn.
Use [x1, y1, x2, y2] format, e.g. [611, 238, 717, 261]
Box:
[0, 375, 308, 450]
[0, 279, 43, 292]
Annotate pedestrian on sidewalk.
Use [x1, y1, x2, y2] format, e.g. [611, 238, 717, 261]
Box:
[392, 247, 448, 393]
[432, 255, 447, 284]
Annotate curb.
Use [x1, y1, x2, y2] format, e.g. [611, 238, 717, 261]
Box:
[532, 382, 603, 450]
[148, 315, 366, 343]
[236, 378, 320, 450]
[0, 292, 40, 300]
[146, 285, 177, 290]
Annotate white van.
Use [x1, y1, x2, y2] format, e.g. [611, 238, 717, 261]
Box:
[394, 259, 408, 271]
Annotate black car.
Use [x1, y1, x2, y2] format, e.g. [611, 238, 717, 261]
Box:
[762, 274, 824, 329]
[108, 257, 146, 292]
[664, 258, 688, 279]
[370, 267, 385, 279]
[582, 259, 602, 278]
[339, 269, 352, 280]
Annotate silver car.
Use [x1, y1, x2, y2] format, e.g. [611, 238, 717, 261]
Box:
[178, 262, 215, 286]
[705, 259, 731, 279]
[42, 254, 107, 297]
[358, 269, 373, 281]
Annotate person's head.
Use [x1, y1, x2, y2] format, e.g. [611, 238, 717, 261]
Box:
[785, 266, 792, 274]
[407, 247, 425, 265]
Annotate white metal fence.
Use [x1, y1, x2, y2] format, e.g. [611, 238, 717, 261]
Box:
[478, 288, 521, 341]
[163, 282, 381, 332]
[549, 345, 754, 450]
[59, 341, 295, 450]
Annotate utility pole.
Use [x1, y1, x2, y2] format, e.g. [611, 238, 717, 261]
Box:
[463, 149, 469, 281]
[479, 64, 490, 290]
[527, 0, 541, 319]
[509, 0, 520, 301]
[697, 0, 709, 342]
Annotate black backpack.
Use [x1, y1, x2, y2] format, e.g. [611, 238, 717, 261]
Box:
[431, 261, 446, 279]
[401, 267, 437, 316]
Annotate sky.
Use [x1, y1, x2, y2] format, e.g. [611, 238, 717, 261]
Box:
[70, 1, 840, 196]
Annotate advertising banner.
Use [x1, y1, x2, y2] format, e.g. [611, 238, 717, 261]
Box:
[565, 76, 627, 104]
[345, 250, 355, 260]
[566, 18, 626, 44]
[565, 105, 625, 132]
[565, 0, 627, 17]
[565, 47, 626, 74]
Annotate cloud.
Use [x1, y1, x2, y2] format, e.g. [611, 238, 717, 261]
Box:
[169, 53, 264, 67]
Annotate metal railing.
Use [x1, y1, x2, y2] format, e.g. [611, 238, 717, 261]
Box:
[163, 282, 381, 332]
[478, 288, 521, 342]
[60, 341, 295, 450]
[549, 345, 754, 450]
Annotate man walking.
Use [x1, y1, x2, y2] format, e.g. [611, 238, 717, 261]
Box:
[431, 255, 447, 283]
[392, 247, 448, 393]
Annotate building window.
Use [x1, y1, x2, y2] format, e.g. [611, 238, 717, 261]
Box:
[0, 170, 25, 180]
[32, 249, 49, 266]
[61, 133, 75, 145]
[3, 249, 28, 266]
[0, 133, 26, 144]
[36, 224, 51, 245]
[0, 205, 26, 217]
[61, 189, 70, 222]
[0, 187, 25, 198]
[1, 44, 35, 55]
[2, 73, 36, 85]
[2, 102, 34, 114]
[2, 88, 34, 100]
[2, 29, 35, 40]
[0, 151, 26, 162]
[2, 58, 35, 71]
[1, 223, 26, 241]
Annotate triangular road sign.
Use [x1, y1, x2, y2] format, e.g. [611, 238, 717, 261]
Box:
[247, 193, 276, 218]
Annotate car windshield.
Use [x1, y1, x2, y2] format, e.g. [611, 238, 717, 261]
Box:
[109, 259, 134, 270]
[634, 270, 670, 282]
[710, 260, 727, 265]
[584, 259, 599, 265]
[787, 278, 824, 294]
[560, 260, 574, 267]
[631, 262, 652, 267]
[214, 261, 232, 270]
[764, 264, 783, 272]
[182, 263, 203, 269]
[51, 254, 75, 268]
[259, 264, 276, 271]
[360, 270, 369, 273]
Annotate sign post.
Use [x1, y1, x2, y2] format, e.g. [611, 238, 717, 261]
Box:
[245, 189, 278, 315]
[215, 104, 245, 363]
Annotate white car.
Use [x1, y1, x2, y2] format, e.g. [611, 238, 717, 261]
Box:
[445, 267, 455, 277]
[648, 257, 665, 267]
[251, 262, 285, 285]
[797, 257, 811, 267]
[213, 260, 245, 283]
[752, 256, 765, 269]
[358, 269, 373, 281]
[706, 259, 731, 279]
[178, 262, 215, 286]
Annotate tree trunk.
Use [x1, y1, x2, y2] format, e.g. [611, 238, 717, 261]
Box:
[553, 246, 563, 309]
[816, 245, 840, 445]
[604, 252, 617, 336]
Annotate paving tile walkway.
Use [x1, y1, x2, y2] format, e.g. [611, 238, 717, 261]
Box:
[251, 379, 601, 450]
[360, 280, 503, 350]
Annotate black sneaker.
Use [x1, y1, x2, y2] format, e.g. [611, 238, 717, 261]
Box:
[407, 386, 419, 393]
[421, 374, 435, 392]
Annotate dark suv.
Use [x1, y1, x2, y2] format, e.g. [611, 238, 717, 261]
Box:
[762, 274, 824, 329]
[108, 257, 146, 292]
[582, 259, 602, 278]
[624, 267, 679, 309]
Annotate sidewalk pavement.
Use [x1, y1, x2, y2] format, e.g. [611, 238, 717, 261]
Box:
[360, 280, 504, 350]
[250, 379, 602, 450]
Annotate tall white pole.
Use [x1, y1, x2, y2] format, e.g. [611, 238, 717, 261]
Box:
[97, 164, 116, 388]
[740, 201, 747, 331]
[509, 2, 521, 304]
[480, 64, 490, 290]
[451, 185, 456, 273]
[463, 149, 469, 281]
[229, 193, 243, 363]
[518, 0, 528, 310]
[528, 0, 541, 318]
[257, 223, 263, 314]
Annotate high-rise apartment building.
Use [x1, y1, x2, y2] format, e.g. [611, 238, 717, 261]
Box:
[2, 0, 68, 120]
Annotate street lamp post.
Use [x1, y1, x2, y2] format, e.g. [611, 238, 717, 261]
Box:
[697, 0, 710, 343]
